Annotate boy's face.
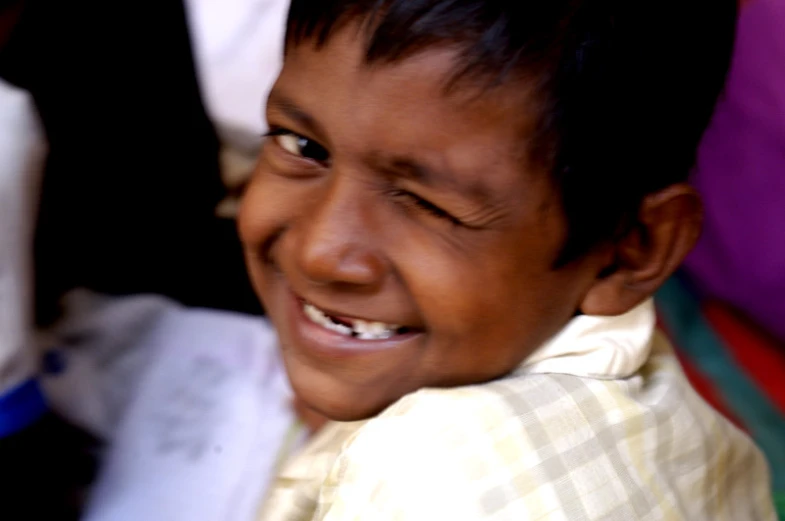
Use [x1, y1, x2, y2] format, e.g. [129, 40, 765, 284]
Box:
[239, 26, 609, 421]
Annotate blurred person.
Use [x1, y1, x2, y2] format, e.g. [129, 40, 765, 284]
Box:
[0, 0, 265, 326]
[683, 0, 785, 345]
[0, 0, 294, 519]
[2, 3, 97, 519]
[1, 1, 42, 442]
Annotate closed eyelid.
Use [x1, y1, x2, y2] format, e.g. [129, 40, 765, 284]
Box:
[398, 181, 513, 230]
[375, 154, 504, 211]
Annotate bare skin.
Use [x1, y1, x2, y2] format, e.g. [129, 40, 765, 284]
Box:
[239, 24, 703, 424]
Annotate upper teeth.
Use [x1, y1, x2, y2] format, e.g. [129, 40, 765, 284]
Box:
[303, 303, 400, 340]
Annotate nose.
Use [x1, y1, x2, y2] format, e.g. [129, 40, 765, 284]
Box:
[294, 176, 386, 290]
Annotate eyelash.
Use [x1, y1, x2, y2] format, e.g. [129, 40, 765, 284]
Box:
[264, 128, 461, 226]
[264, 127, 330, 163]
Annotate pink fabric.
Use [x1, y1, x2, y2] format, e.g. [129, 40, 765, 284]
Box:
[684, 0, 785, 341]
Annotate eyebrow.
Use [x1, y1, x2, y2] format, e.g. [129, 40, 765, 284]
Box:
[267, 89, 328, 141]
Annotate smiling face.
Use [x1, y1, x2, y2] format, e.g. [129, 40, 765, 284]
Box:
[238, 26, 612, 421]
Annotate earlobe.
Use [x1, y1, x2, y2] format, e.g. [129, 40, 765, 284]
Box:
[579, 184, 703, 316]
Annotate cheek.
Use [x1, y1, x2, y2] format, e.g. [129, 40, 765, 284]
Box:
[391, 234, 517, 335]
[238, 163, 305, 249]
[237, 180, 266, 249]
[402, 259, 533, 381]
[237, 166, 311, 298]
[396, 229, 573, 371]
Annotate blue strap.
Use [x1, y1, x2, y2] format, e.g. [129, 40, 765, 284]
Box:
[0, 379, 48, 438]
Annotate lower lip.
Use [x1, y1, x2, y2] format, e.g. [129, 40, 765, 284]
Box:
[283, 290, 421, 358]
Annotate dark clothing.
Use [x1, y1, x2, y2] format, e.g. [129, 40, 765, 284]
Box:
[0, 0, 262, 323]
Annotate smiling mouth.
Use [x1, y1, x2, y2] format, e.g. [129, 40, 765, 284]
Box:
[302, 301, 413, 340]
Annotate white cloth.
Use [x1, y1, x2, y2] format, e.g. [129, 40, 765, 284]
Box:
[0, 78, 45, 394]
[185, 0, 289, 150]
[42, 291, 297, 521]
[521, 299, 654, 379]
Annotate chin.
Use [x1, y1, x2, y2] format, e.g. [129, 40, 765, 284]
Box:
[292, 380, 398, 423]
[304, 392, 391, 423]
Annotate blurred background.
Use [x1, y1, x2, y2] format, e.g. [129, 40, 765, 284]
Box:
[0, 0, 783, 519]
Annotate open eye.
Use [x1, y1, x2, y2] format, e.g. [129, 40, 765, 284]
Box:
[266, 128, 330, 163]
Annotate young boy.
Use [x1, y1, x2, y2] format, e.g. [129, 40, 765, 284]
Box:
[239, 0, 777, 519]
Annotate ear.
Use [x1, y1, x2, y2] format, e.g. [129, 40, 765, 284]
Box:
[579, 183, 703, 316]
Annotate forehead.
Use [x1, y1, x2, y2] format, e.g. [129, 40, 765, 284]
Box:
[281, 27, 533, 137]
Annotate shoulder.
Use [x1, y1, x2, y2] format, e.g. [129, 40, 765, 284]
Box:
[318, 380, 604, 520]
[317, 358, 776, 521]
[316, 387, 516, 520]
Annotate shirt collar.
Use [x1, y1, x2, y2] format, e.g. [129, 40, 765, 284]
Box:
[518, 299, 655, 380]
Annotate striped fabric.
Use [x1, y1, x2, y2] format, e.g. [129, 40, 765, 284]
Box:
[260, 301, 776, 521]
[657, 276, 785, 521]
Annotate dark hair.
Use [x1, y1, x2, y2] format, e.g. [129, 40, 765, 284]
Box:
[286, 0, 737, 264]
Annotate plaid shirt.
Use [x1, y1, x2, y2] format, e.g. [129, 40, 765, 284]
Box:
[260, 301, 776, 520]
